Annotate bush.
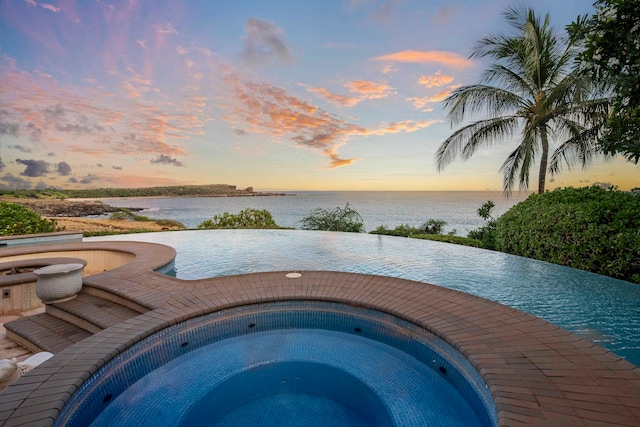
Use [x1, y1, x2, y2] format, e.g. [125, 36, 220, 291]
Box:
[0, 202, 59, 236]
[300, 203, 364, 232]
[467, 201, 498, 250]
[198, 209, 279, 229]
[495, 186, 640, 283]
[371, 224, 420, 237]
[412, 233, 482, 247]
[371, 219, 448, 237]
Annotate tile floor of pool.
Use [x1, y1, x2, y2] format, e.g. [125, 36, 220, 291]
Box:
[0, 240, 639, 426]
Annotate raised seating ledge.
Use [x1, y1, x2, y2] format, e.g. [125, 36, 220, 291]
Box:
[0, 232, 82, 248]
[0, 258, 87, 287]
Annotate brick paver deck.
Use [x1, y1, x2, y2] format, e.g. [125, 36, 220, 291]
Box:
[0, 240, 639, 426]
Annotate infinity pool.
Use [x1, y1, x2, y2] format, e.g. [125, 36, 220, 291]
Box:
[88, 229, 640, 366]
[56, 302, 497, 426]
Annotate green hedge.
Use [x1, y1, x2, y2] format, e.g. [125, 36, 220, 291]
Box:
[0, 202, 59, 236]
[495, 187, 640, 283]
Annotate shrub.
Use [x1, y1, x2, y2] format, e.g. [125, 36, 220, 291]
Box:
[467, 201, 498, 250]
[371, 219, 448, 237]
[300, 203, 364, 232]
[420, 219, 447, 235]
[198, 209, 279, 229]
[371, 224, 420, 237]
[0, 202, 59, 236]
[412, 234, 482, 247]
[495, 186, 640, 283]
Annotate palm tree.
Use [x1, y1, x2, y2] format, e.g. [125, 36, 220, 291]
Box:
[436, 7, 610, 194]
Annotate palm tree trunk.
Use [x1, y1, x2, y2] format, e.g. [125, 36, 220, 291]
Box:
[538, 127, 549, 194]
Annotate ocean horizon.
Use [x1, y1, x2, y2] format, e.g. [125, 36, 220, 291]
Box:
[97, 190, 532, 235]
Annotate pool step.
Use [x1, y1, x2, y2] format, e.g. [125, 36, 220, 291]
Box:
[46, 292, 144, 333]
[4, 313, 92, 354]
[4, 290, 146, 354]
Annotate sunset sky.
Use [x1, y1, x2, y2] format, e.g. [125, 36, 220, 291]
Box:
[0, 0, 637, 191]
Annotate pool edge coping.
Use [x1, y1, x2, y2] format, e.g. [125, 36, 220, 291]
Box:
[0, 240, 639, 426]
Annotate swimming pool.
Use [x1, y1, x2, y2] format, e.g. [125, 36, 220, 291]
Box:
[89, 229, 640, 366]
[55, 301, 498, 426]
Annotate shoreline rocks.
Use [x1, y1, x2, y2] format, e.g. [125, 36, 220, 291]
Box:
[4, 199, 122, 217]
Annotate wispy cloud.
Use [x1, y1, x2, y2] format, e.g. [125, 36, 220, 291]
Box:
[345, 80, 394, 100]
[224, 70, 364, 167]
[302, 79, 394, 107]
[155, 23, 178, 34]
[302, 85, 360, 107]
[372, 50, 473, 68]
[40, 3, 61, 13]
[426, 85, 460, 103]
[1, 58, 193, 163]
[242, 17, 294, 66]
[224, 69, 437, 167]
[365, 119, 440, 136]
[9, 145, 32, 153]
[406, 97, 434, 112]
[417, 71, 454, 88]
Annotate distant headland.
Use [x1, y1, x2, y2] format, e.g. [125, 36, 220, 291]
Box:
[0, 184, 287, 218]
[0, 184, 287, 200]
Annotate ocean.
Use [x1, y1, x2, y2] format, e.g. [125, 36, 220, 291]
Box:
[97, 191, 531, 236]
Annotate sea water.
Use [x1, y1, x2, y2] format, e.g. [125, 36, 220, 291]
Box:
[96, 191, 531, 234]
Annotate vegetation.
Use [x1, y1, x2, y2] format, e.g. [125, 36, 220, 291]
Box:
[0, 202, 59, 236]
[568, 0, 640, 163]
[198, 209, 280, 229]
[495, 186, 640, 283]
[436, 7, 609, 194]
[412, 234, 482, 248]
[467, 201, 498, 250]
[300, 203, 364, 232]
[0, 184, 260, 199]
[109, 209, 185, 228]
[371, 219, 448, 237]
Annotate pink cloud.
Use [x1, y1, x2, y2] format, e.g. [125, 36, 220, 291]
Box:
[345, 80, 394, 99]
[406, 97, 434, 112]
[372, 50, 473, 68]
[40, 3, 61, 13]
[365, 119, 441, 136]
[302, 85, 360, 107]
[417, 71, 454, 88]
[223, 69, 438, 167]
[426, 85, 461, 102]
[0, 59, 197, 161]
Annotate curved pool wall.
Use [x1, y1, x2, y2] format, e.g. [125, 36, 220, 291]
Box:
[88, 229, 640, 366]
[55, 301, 498, 427]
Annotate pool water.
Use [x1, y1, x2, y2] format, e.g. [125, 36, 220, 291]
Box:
[56, 302, 497, 426]
[88, 229, 640, 366]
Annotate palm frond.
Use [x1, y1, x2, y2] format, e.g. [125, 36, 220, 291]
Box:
[444, 85, 525, 126]
[436, 117, 520, 171]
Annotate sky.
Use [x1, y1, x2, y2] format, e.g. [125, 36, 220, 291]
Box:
[0, 0, 637, 192]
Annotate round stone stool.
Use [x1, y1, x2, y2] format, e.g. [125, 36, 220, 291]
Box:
[34, 263, 85, 304]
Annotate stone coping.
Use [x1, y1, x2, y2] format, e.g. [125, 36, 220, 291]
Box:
[0, 232, 82, 243]
[0, 240, 639, 426]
